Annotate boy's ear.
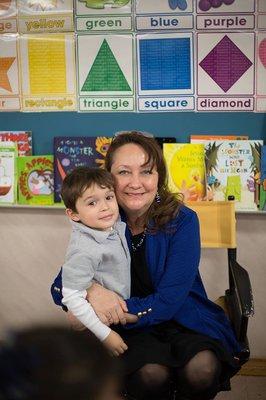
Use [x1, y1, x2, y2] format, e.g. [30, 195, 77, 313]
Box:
[65, 208, 80, 222]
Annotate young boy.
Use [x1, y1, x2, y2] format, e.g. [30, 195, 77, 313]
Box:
[60, 167, 132, 356]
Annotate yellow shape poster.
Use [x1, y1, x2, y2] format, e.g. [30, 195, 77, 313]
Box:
[18, 0, 73, 33]
[0, 33, 20, 111]
[0, 0, 17, 33]
[19, 33, 76, 111]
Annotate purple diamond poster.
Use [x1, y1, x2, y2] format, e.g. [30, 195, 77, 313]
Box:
[197, 32, 255, 112]
[54, 136, 112, 202]
[256, 32, 266, 112]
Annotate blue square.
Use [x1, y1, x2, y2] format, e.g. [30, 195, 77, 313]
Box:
[139, 38, 191, 91]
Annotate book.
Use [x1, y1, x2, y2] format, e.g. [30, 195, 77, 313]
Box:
[0, 131, 32, 157]
[155, 137, 176, 149]
[163, 143, 207, 201]
[54, 136, 112, 203]
[191, 135, 249, 141]
[0, 143, 17, 204]
[191, 139, 263, 211]
[17, 155, 54, 205]
[259, 146, 266, 211]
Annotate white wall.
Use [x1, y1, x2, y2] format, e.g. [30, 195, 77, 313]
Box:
[0, 208, 265, 358]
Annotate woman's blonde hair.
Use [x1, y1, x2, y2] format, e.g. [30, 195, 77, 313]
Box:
[105, 131, 183, 232]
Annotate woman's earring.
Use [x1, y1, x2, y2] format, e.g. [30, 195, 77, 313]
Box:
[155, 192, 161, 204]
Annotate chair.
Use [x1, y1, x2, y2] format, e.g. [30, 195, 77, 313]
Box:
[186, 200, 254, 366]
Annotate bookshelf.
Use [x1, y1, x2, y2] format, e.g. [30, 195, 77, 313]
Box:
[0, 203, 265, 214]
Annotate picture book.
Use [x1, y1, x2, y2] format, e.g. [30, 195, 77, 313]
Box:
[259, 146, 266, 211]
[191, 139, 263, 211]
[155, 137, 176, 149]
[17, 155, 54, 205]
[54, 136, 112, 202]
[163, 143, 207, 201]
[0, 143, 17, 204]
[190, 135, 249, 141]
[0, 131, 32, 156]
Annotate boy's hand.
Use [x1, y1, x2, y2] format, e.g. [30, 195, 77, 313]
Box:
[124, 313, 138, 324]
[103, 330, 128, 357]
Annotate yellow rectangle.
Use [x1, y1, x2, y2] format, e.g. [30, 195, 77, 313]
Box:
[28, 34, 66, 94]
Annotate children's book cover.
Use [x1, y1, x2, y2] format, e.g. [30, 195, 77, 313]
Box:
[0, 131, 32, 156]
[54, 136, 112, 202]
[192, 139, 263, 211]
[163, 143, 207, 201]
[259, 146, 266, 211]
[0, 143, 17, 204]
[190, 135, 249, 141]
[17, 155, 54, 205]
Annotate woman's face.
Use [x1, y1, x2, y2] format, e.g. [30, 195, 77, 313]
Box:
[110, 143, 159, 217]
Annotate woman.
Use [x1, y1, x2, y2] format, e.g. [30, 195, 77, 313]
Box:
[52, 131, 241, 400]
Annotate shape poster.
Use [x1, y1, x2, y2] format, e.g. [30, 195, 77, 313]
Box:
[197, 32, 255, 112]
[135, 0, 194, 31]
[256, 32, 266, 112]
[0, 34, 20, 111]
[258, 0, 266, 30]
[75, 0, 132, 33]
[77, 34, 134, 112]
[136, 32, 194, 112]
[19, 33, 76, 112]
[18, 0, 73, 33]
[0, 0, 17, 33]
[196, 0, 255, 31]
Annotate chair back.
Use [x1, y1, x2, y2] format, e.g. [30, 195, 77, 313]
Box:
[186, 201, 236, 249]
[187, 200, 253, 365]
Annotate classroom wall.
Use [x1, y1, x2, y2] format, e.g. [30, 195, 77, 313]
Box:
[0, 111, 265, 155]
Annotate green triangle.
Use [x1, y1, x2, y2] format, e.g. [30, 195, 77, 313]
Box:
[81, 39, 131, 92]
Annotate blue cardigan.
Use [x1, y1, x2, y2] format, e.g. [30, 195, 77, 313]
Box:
[123, 205, 240, 355]
[51, 205, 240, 355]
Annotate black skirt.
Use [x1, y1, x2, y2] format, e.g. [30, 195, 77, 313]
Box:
[115, 321, 240, 391]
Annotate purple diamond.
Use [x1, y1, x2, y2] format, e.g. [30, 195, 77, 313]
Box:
[199, 35, 253, 92]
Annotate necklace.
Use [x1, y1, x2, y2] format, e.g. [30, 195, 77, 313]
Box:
[131, 230, 146, 252]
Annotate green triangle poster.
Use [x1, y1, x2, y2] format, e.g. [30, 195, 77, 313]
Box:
[81, 39, 131, 92]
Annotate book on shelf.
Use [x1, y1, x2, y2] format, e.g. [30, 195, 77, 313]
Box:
[259, 146, 266, 211]
[0, 131, 32, 157]
[155, 137, 176, 149]
[0, 143, 17, 205]
[17, 156, 54, 205]
[190, 135, 249, 141]
[163, 143, 207, 201]
[191, 139, 263, 212]
[54, 136, 112, 203]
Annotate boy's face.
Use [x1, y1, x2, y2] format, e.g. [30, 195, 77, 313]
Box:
[67, 184, 119, 231]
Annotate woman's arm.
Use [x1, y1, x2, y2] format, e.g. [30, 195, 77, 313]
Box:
[124, 211, 201, 328]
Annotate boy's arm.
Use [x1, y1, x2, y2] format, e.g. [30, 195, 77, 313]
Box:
[62, 287, 111, 341]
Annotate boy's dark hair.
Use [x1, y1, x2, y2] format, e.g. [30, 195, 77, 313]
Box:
[61, 167, 115, 211]
[0, 326, 121, 400]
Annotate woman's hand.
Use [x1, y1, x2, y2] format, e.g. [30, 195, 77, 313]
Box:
[87, 283, 128, 325]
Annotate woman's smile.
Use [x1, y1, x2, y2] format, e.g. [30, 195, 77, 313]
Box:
[110, 143, 159, 217]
